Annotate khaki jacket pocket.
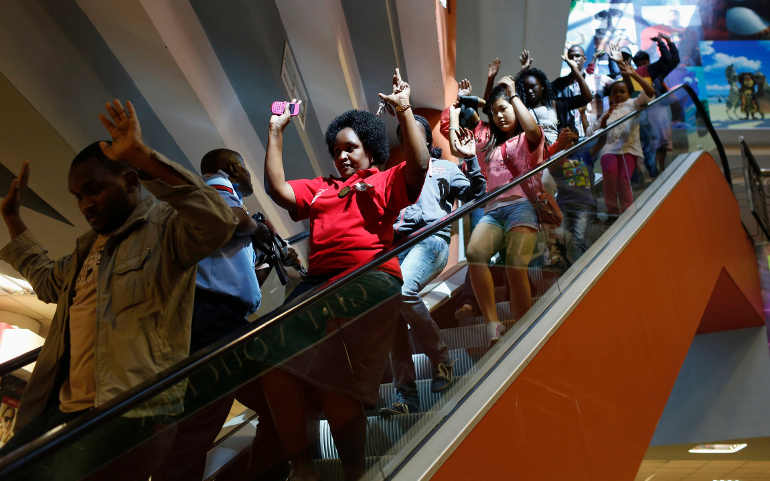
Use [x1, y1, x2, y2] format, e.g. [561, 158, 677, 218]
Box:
[112, 247, 152, 314]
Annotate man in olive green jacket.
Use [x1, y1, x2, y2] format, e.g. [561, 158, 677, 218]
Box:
[0, 100, 238, 476]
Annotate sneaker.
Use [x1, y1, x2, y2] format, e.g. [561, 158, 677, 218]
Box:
[379, 384, 419, 417]
[430, 360, 455, 393]
[379, 402, 415, 417]
[486, 321, 505, 346]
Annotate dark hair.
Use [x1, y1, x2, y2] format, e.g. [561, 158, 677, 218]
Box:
[483, 83, 524, 152]
[200, 148, 241, 174]
[567, 45, 585, 56]
[70, 141, 132, 175]
[633, 51, 650, 65]
[604, 79, 628, 98]
[325, 110, 389, 166]
[514, 67, 554, 109]
[397, 113, 442, 159]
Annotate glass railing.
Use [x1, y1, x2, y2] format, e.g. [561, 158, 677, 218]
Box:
[0, 232, 311, 379]
[0, 83, 729, 481]
[740, 136, 770, 242]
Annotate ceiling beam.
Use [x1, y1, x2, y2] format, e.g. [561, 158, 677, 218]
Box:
[138, 0, 298, 236]
[76, 0, 224, 167]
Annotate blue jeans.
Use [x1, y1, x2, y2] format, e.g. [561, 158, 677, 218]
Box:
[391, 234, 450, 389]
[470, 206, 484, 230]
[560, 203, 594, 265]
[478, 199, 538, 232]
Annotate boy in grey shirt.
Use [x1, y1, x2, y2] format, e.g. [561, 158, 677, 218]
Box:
[383, 114, 485, 415]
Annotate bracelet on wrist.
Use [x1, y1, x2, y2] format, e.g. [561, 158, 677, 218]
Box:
[396, 104, 411, 113]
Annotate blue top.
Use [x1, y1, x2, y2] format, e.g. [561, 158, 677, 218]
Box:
[196, 172, 261, 313]
[394, 157, 486, 240]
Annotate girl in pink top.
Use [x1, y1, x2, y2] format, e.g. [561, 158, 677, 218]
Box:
[589, 60, 656, 216]
[442, 78, 545, 343]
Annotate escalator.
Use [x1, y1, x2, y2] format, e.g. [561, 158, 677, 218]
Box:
[0, 84, 762, 481]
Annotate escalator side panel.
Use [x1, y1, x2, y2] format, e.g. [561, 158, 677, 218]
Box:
[699, 267, 766, 333]
[430, 153, 763, 481]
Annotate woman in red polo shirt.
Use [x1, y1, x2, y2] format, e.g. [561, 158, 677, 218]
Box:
[260, 69, 428, 480]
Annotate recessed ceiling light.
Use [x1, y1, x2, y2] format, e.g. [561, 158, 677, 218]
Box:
[688, 443, 748, 454]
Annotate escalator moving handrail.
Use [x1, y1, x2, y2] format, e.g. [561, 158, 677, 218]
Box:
[0, 348, 42, 378]
[681, 83, 732, 189]
[0, 83, 723, 474]
[739, 137, 770, 241]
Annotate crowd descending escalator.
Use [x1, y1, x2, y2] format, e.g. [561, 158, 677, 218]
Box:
[0, 84, 754, 481]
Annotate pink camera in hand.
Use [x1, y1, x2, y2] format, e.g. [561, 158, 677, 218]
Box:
[271, 101, 301, 116]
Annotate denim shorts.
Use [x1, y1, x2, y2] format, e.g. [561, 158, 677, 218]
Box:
[478, 198, 538, 232]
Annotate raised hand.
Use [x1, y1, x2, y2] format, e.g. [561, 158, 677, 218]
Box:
[520, 49, 533, 70]
[554, 127, 578, 151]
[457, 78, 472, 98]
[269, 98, 300, 134]
[378, 67, 410, 113]
[99, 99, 145, 162]
[617, 58, 635, 75]
[451, 127, 477, 159]
[498, 75, 516, 97]
[487, 58, 501, 79]
[562, 50, 580, 72]
[1, 162, 29, 220]
[607, 42, 623, 64]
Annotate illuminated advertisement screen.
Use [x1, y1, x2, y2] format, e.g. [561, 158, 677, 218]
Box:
[566, 0, 770, 128]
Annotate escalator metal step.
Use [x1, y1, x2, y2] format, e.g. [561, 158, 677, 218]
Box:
[316, 414, 422, 459]
[313, 304, 516, 466]
[437, 323, 490, 350]
[450, 300, 514, 329]
[409, 348, 474, 380]
[377, 379, 451, 413]
[313, 456, 391, 480]
[436, 301, 516, 350]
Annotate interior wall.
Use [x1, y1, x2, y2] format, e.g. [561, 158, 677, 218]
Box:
[455, 0, 569, 97]
[651, 326, 770, 446]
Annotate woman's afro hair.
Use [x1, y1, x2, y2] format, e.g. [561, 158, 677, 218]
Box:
[514, 67, 555, 108]
[325, 110, 390, 166]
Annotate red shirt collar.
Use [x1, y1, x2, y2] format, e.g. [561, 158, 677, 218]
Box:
[334, 167, 379, 183]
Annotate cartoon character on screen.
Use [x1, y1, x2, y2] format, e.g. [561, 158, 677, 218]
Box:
[753, 71, 769, 118]
[725, 64, 741, 120]
[739, 72, 761, 119]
